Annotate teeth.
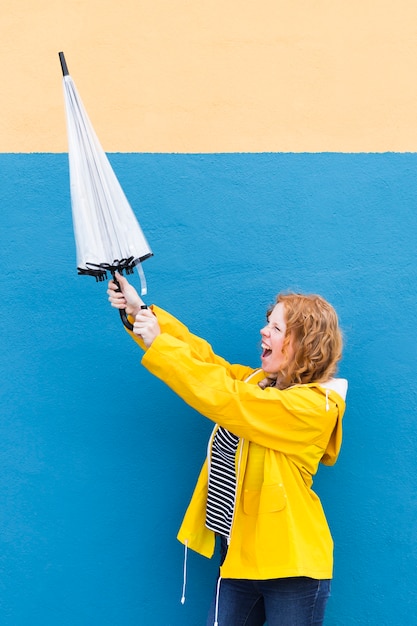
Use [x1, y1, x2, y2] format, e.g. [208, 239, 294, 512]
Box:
[261, 343, 271, 351]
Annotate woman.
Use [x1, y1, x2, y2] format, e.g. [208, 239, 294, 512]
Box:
[107, 274, 347, 626]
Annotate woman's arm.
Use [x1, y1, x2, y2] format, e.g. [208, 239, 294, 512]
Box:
[141, 333, 344, 463]
[107, 274, 253, 380]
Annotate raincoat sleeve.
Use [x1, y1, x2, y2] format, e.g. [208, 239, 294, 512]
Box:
[126, 305, 254, 381]
[141, 333, 346, 465]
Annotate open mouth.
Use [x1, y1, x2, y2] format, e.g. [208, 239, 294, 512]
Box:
[261, 344, 272, 358]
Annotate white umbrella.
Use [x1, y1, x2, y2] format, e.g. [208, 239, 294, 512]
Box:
[59, 51, 152, 328]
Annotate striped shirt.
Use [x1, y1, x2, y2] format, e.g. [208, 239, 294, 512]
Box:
[205, 426, 239, 537]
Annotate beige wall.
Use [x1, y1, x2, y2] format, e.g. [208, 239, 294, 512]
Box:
[2, 0, 417, 152]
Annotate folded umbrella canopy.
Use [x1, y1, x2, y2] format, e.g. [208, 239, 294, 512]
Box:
[59, 51, 152, 328]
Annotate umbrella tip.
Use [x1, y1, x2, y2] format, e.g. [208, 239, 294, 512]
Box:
[58, 51, 69, 76]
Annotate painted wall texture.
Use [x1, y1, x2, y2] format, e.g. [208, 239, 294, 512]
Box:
[1, 2, 417, 626]
[2, 0, 417, 152]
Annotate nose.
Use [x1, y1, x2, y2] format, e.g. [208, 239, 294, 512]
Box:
[260, 325, 269, 338]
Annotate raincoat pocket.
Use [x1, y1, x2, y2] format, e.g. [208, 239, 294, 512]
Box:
[243, 482, 287, 515]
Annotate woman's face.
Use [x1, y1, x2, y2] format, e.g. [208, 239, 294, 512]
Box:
[260, 302, 291, 376]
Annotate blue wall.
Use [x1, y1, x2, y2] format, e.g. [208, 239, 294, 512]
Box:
[1, 153, 416, 624]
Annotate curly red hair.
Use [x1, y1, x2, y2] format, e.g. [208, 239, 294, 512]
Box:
[268, 293, 343, 390]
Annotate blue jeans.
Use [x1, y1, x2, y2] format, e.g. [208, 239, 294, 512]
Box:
[206, 538, 331, 626]
[206, 576, 331, 626]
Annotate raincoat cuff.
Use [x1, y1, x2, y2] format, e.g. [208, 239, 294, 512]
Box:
[139, 332, 171, 360]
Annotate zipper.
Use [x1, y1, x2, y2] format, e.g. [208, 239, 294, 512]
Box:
[225, 370, 260, 545]
[226, 436, 245, 545]
[211, 369, 261, 624]
[206, 424, 218, 477]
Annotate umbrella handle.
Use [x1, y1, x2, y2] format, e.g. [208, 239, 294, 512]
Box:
[119, 308, 134, 331]
[119, 304, 148, 330]
[112, 274, 147, 331]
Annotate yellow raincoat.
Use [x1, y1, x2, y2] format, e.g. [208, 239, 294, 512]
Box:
[128, 306, 347, 580]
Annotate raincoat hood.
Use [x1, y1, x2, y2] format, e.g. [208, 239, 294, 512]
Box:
[318, 378, 348, 466]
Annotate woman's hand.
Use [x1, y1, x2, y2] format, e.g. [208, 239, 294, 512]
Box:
[107, 272, 144, 317]
[133, 308, 161, 347]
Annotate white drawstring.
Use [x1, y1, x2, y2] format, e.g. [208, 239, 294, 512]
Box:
[325, 389, 330, 411]
[180, 540, 188, 604]
[213, 575, 222, 626]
